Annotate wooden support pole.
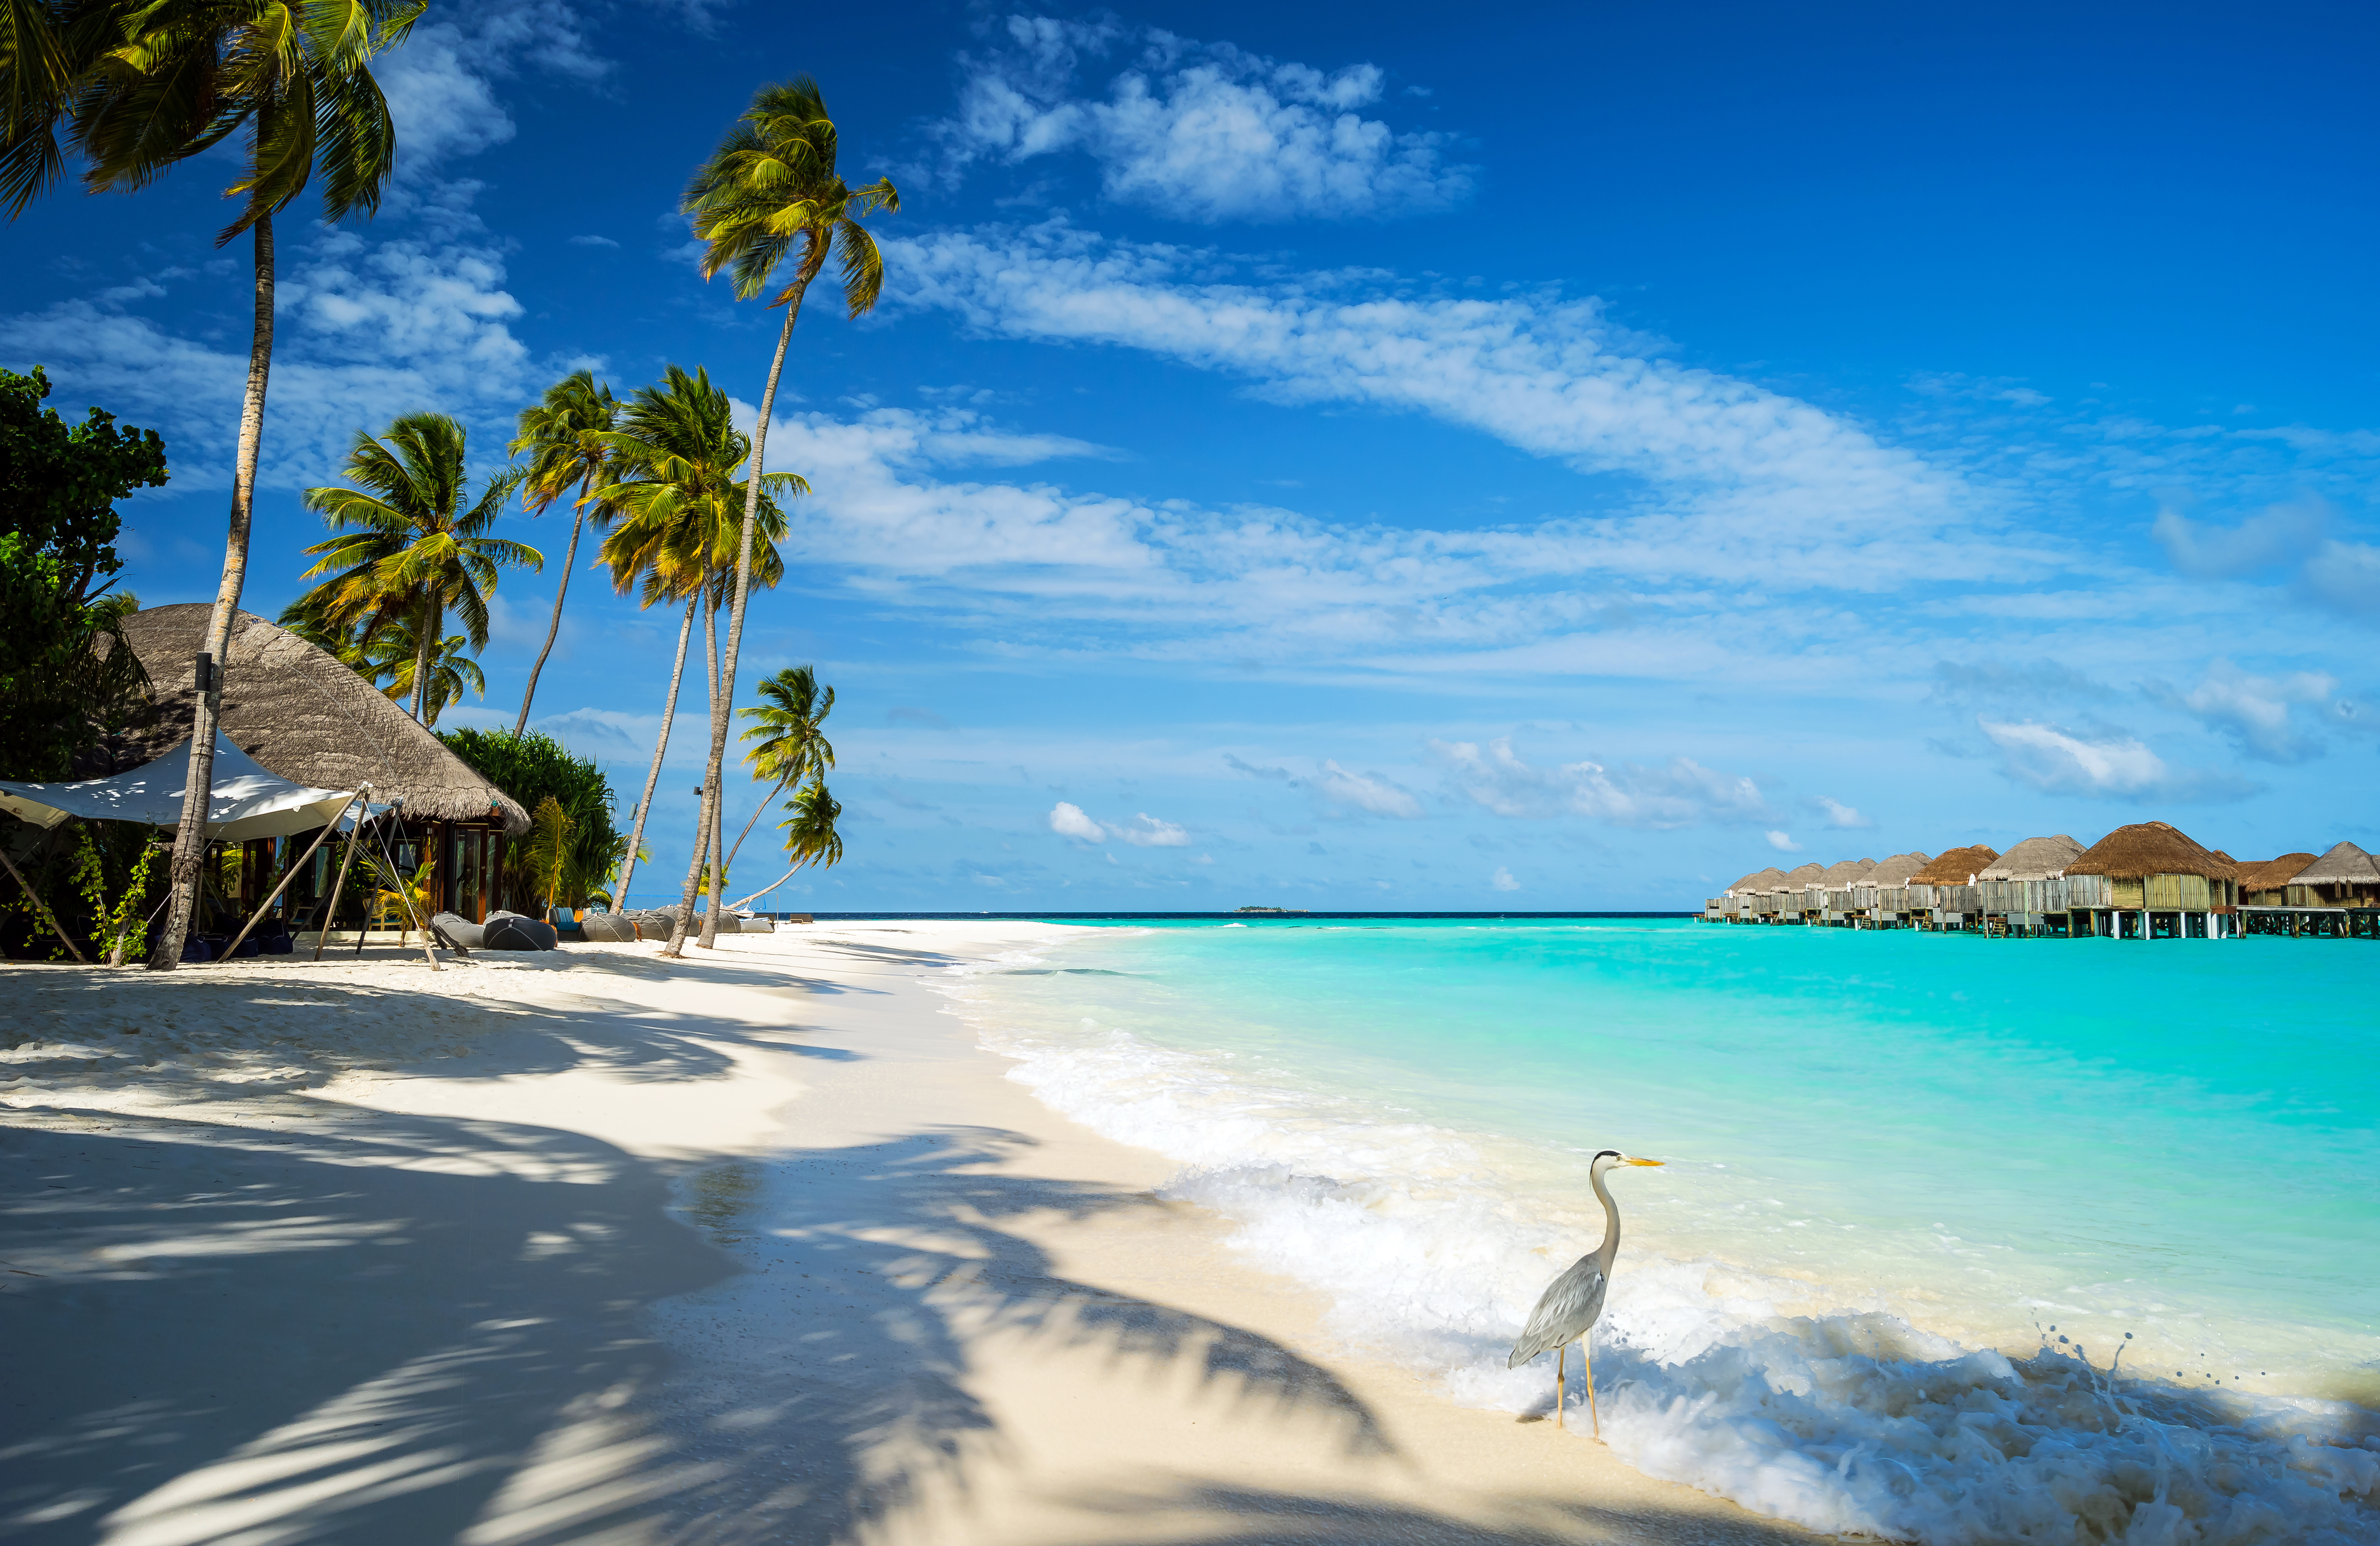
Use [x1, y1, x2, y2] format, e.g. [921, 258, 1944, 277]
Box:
[312, 800, 367, 961]
[218, 795, 361, 964]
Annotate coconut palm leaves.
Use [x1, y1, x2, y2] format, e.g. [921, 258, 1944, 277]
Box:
[507, 370, 618, 736]
[723, 664, 833, 875]
[676, 76, 893, 953]
[293, 412, 535, 723]
[4, 0, 419, 969]
[779, 779, 842, 872]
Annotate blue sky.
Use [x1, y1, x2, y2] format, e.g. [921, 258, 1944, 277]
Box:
[7, 0, 2378, 909]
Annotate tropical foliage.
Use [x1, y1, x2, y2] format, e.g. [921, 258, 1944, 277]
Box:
[0, 368, 167, 779]
[288, 412, 535, 723]
[436, 728, 626, 912]
[726, 664, 835, 875]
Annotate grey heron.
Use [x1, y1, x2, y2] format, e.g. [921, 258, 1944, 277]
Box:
[1507, 1149, 1662, 1438]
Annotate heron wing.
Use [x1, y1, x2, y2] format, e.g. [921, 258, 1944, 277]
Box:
[1506, 1255, 1608, 1368]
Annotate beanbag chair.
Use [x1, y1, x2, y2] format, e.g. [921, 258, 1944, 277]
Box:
[737, 914, 774, 934]
[430, 912, 486, 951]
[578, 911, 636, 943]
[483, 911, 558, 951]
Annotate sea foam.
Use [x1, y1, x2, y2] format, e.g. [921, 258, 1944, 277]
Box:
[943, 953, 2380, 1545]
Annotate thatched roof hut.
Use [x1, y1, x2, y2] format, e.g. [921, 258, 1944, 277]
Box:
[1864, 851, 1931, 886]
[2291, 841, 2379, 886]
[1727, 866, 1788, 896]
[1779, 862, 1825, 889]
[2065, 822, 2233, 881]
[115, 605, 530, 833]
[2234, 853, 2317, 895]
[1816, 858, 1877, 887]
[1910, 845, 1999, 885]
[1978, 835, 2083, 881]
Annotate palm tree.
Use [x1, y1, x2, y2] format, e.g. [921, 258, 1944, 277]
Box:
[357, 619, 484, 726]
[726, 665, 835, 876]
[507, 371, 619, 737]
[293, 413, 535, 722]
[683, 78, 895, 950]
[4, 0, 419, 968]
[592, 367, 797, 933]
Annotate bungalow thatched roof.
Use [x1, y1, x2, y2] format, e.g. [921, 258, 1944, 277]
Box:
[1816, 858, 1876, 886]
[1864, 851, 1931, 885]
[1728, 866, 1788, 895]
[2292, 841, 2379, 886]
[114, 605, 530, 833]
[1977, 834, 2083, 882]
[2235, 853, 2318, 892]
[1780, 862, 1825, 889]
[2065, 822, 2234, 881]
[1910, 845, 1999, 885]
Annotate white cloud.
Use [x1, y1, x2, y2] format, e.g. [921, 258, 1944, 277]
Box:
[1491, 866, 1519, 892]
[1114, 812, 1190, 846]
[1048, 800, 1106, 840]
[1316, 760, 1422, 818]
[886, 222, 2044, 592]
[1977, 718, 2254, 802]
[568, 234, 620, 248]
[936, 17, 1472, 221]
[2164, 659, 2337, 764]
[1815, 796, 1871, 828]
[2152, 499, 2326, 580]
[1431, 736, 1771, 829]
[1766, 831, 1802, 852]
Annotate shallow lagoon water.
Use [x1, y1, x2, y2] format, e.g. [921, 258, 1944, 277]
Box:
[944, 918, 2380, 1543]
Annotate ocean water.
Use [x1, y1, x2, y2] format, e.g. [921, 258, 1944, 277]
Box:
[939, 918, 2380, 1544]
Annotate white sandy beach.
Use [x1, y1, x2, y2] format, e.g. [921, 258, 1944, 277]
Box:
[0, 922, 1824, 1546]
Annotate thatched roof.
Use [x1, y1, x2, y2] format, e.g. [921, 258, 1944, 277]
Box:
[2292, 841, 2379, 885]
[114, 605, 530, 832]
[1728, 866, 1788, 895]
[2234, 853, 2317, 892]
[1910, 845, 1999, 885]
[2065, 822, 2234, 881]
[1864, 851, 1931, 885]
[1977, 834, 2083, 882]
[1780, 862, 1826, 888]
[1816, 858, 1876, 886]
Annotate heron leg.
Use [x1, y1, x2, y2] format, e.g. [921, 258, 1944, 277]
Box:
[1585, 1329, 1600, 1441]
[1555, 1343, 1565, 1429]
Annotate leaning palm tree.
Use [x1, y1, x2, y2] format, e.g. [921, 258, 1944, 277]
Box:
[357, 619, 484, 726]
[293, 413, 535, 723]
[507, 371, 619, 737]
[726, 665, 835, 876]
[682, 78, 895, 949]
[593, 366, 797, 934]
[4, 0, 421, 968]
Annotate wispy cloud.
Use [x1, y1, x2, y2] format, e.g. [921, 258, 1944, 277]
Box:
[1978, 718, 2258, 802]
[1315, 760, 1422, 818]
[2151, 659, 2339, 764]
[931, 16, 1473, 222]
[1431, 736, 1772, 829]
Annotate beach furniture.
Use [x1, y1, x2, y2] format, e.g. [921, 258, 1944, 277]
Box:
[1976, 835, 2085, 937]
[2060, 823, 2237, 940]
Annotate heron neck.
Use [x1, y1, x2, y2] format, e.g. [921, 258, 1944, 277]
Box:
[1591, 1164, 1622, 1270]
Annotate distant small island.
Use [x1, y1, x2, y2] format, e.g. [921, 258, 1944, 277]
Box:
[1233, 906, 1311, 914]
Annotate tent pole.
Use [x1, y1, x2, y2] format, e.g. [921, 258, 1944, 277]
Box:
[312, 789, 371, 962]
[0, 843, 87, 963]
[217, 793, 362, 964]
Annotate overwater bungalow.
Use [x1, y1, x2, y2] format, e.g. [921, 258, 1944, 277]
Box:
[1772, 861, 1826, 923]
[113, 605, 531, 935]
[2287, 842, 2380, 908]
[2061, 822, 2237, 939]
[2235, 853, 2317, 908]
[2238, 842, 2380, 937]
[1815, 858, 1877, 925]
[1849, 851, 1931, 928]
[1709, 865, 1788, 922]
[1976, 834, 2084, 938]
[1907, 845, 1999, 930]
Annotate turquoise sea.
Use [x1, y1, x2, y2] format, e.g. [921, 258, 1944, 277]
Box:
[942, 918, 2380, 1544]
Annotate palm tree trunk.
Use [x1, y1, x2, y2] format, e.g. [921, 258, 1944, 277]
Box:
[413, 599, 437, 723]
[152, 215, 273, 971]
[615, 594, 695, 911]
[664, 585, 721, 958]
[698, 299, 805, 950]
[724, 772, 792, 879]
[513, 486, 588, 737]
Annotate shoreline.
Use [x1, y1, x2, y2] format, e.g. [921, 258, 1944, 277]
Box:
[0, 922, 1819, 1546]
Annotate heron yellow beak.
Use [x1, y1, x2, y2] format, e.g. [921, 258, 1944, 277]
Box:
[1624, 1156, 1664, 1166]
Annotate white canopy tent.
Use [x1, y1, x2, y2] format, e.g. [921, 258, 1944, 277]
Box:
[0, 733, 356, 841]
